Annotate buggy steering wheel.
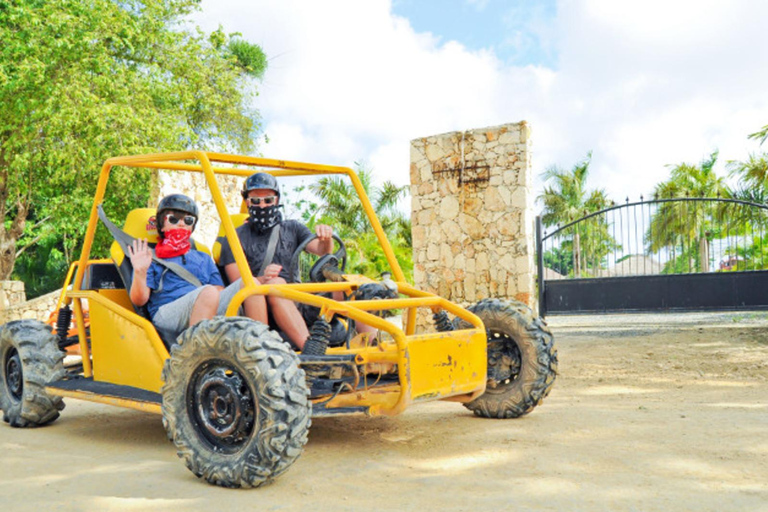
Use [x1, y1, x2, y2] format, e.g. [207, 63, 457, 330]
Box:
[288, 234, 347, 283]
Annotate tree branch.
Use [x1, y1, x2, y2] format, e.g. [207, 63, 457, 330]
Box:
[14, 233, 44, 258]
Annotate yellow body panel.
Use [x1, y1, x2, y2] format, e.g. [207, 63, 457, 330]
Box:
[321, 385, 400, 411]
[45, 387, 162, 415]
[98, 288, 134, 311]
[88, 291, 167, 393]
[406, 329, 487, 402]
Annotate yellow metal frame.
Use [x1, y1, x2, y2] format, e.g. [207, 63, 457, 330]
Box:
[57, 151, 487, 416]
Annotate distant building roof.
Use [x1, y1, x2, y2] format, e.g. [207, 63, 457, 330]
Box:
[604, 255, 663, 277]
[543, 267, 565, 280]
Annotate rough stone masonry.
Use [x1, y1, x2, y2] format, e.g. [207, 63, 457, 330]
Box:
[410, 122, 535, 319]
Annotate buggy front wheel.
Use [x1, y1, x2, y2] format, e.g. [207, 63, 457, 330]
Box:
[161, 317, 311, 488]
[455, 299, 557, 419]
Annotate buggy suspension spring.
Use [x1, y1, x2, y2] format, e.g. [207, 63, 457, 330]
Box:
[56, 305, 74, 349]
[302, 317, 332, 356]
[433, 311, 454, 332]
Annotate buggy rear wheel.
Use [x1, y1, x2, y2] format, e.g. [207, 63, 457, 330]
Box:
[455, 299, 557, 418]
[0, 320, 66, 427]
[161, 317, 311, 488]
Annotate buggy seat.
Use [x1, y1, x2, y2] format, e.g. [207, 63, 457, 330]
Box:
[212, 213, 249, 266]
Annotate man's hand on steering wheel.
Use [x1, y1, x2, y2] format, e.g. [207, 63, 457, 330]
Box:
[312, 224, 334, 255]
[289, 233, 347, 283]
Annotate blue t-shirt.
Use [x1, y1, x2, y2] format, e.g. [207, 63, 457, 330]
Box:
[145, 250, 224, 318]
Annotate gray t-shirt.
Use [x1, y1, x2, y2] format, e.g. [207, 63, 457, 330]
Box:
[218, 219, 312, 282]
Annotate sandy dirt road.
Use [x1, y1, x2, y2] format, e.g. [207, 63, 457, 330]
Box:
[1, 311, 767, 512]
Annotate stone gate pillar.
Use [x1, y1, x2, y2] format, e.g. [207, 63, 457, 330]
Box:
[410, 122, 534, 315]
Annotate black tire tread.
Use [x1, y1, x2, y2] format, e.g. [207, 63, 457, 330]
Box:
[0, 320, 66, 427]
[161, 317, 310, 488]
[455, 299, 558, 419]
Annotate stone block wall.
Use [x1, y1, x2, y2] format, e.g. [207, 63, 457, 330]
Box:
[410, 122, 534, 320]
[157, 171, 244, 249]
[0, 281, 60, 324]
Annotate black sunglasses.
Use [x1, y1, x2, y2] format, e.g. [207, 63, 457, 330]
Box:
[165, 213, 196, 227]
[248, 196, 277, 206]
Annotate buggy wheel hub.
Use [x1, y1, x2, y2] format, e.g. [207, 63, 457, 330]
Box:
[4, 347, 23, 401]
[189, 362, 256, 452]
[486, 329, 522, 385]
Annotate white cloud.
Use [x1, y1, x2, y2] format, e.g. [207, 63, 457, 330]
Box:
[196, 0, 768, 206]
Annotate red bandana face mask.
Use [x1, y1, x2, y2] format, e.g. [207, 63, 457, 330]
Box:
[155, 229, 192, 259]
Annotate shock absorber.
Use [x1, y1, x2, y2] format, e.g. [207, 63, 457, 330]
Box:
[56, 304, 74, 349]
[433, 310, 454, 332]
[302, 317, 332, 356]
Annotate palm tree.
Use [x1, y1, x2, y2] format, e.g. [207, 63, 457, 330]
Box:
[538, 152, 613, 277]
[647, 151, 726, 272]
[725, 152, 768, 230]
[723, 152, 768, 269]
[293, 162, 412, 278]
[727, 153, 768, 201]
[749, 124, 768, 146]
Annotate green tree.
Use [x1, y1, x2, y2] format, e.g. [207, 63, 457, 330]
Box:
[723, 153, 768, 239]
[1, 0, 266, 288]
[291, 163, 412, 280]
[647, 151, 726, 272]
[726, 153, 768, 202]
[542, 246, 573, 276]
[538, 152, 613, 277]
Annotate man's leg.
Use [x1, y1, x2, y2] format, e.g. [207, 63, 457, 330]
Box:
[218, 278, 268, 324]
[355, 321, 378, 341]
[244, 295, 268, 324]
[334, 290, 377, 341]
[263, 276, 309, 349]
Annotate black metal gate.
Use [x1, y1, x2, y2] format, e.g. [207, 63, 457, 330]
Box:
[536, 198, 768, 315]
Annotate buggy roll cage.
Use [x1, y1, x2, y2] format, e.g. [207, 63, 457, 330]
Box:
[62, 151, 484, 416]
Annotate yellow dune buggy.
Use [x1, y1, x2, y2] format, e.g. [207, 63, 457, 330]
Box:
[0, 152, 557, 488]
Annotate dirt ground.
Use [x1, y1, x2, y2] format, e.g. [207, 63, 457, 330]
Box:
[1, 311, 767, 512]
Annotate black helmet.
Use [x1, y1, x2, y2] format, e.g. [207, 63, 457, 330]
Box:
[156, 193, 199, 232]
[242, 172, 280, 200]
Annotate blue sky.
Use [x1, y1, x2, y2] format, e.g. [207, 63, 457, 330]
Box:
[391, 0, 557, 67]
[195, 0, 768, 205]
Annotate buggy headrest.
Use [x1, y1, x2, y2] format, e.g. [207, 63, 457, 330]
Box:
[212, 213, 249, 264]
[110, 209, 159, 266]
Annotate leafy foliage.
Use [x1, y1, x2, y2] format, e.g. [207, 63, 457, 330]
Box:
[1, 0, 266, 296]
[749, 124, 768, 146]
[542, 246, 573, 276]
[730, 233, 768, 271]
[538, 152, 615, 276]
[289, 163, 412, 280]
[647, 152, 726, 273]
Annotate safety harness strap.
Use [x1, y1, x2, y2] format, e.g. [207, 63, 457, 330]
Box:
[258, 223, 281, 277]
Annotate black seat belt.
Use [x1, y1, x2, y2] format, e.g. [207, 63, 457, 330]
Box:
[258, 224, 281, 277]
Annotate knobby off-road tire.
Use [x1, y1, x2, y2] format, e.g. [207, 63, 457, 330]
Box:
[454, 299, 558, 419]
[0, 320, 66, 427]
[161, 317, 311, 488]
